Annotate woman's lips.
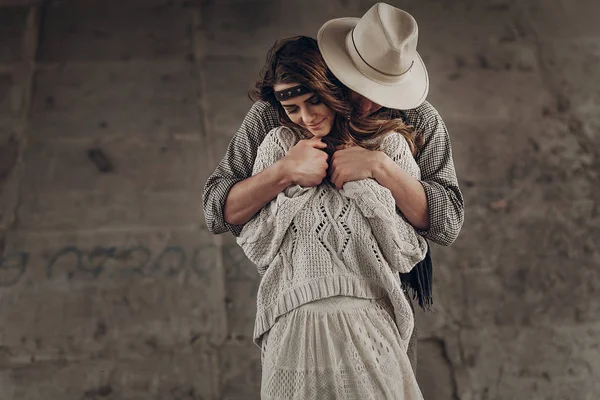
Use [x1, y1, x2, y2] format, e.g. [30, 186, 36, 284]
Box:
[307, 119, 325, 129]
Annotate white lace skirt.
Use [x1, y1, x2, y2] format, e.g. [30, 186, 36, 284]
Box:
[260, 296, 424, 400]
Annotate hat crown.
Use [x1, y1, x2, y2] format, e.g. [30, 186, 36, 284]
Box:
[352, 3, 418, 76]
[316, 1, 429, 109]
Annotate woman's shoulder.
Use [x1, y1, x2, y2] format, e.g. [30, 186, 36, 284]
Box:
[401, 101, 444, 137]
[264, 126, 303, 151]
[379, 132, 420, 177]
[379, 131, 412, 154]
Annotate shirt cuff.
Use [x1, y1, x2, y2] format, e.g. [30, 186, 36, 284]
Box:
[205, 178, 245, 237]
[415, 180, 439, 239]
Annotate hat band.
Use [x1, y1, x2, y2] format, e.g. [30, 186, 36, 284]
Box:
[346, 29, 414, 87]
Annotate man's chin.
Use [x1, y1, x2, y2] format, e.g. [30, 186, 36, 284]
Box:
[370, 105, 383, 114]
[358, 107, 376, 117]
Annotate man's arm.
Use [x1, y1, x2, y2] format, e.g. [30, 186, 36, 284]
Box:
[223, 164, 292, 226]
[328, 101, 464, 246]
[202, 101, 329, 237]
[340, 133, 428, 272]
[236, 128, 319, 274]
[224, 135, 328, 226]
[403, 101, 464, 246]
[371, 156, 430, 231]
[202, 101, 280, 236]
[329, 143, 430, 230]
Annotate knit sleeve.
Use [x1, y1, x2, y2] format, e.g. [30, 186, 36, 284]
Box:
[236, 127, 317, 273]
[340, 133, 428, 273]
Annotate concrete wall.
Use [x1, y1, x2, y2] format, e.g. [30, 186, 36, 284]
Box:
[0, 0, 598, 399]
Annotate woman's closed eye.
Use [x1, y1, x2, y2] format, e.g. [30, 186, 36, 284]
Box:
[285, 96, 322, 112]
[308, 96, 322, 105]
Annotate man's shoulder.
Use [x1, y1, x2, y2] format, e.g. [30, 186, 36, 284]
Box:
[248, 100, 279, 120]
[237, 101, 280, 144]
[402, 101, 442, 126]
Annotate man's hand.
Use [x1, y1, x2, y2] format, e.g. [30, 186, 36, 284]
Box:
[280, 137, 329, 187]
[328, 145, 386, 189]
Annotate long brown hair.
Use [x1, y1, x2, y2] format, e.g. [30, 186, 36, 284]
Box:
[249, 36, 423, 155]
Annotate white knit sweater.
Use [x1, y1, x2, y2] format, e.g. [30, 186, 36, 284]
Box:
[237, 126, 428, 349]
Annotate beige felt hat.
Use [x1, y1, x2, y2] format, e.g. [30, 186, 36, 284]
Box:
[317, 2, 429, 110]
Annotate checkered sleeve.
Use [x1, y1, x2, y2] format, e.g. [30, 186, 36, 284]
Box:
[403, 101, 465, 246]
[202, 101, 280, 237]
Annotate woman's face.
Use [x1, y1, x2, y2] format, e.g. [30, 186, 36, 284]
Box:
[275, 83, 335, 138]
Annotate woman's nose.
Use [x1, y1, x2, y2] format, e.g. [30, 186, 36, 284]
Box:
[302, 108, 316, 124]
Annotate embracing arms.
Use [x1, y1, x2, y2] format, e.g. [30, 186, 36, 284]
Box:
[329, 101, 464, 246]
[340, 133, 429, 273]
[202, 102, 328, 236]
[234, 128, 319, 272]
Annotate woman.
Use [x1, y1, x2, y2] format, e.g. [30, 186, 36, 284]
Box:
[237, 36, 427, 399]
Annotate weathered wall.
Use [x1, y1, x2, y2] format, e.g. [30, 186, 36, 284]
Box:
[0, 1, 598, 399]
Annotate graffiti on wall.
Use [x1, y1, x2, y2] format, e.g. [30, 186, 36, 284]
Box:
[0, 242, 256, 288]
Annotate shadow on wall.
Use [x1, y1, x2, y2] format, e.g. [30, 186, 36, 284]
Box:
[418, 338, 458, 400]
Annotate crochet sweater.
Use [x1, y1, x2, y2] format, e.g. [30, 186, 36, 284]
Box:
[237, 127, 428, 349]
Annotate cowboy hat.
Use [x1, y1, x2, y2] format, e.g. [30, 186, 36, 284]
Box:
[317, 2, 429, 110]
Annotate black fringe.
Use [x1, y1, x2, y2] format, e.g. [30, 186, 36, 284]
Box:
[400, 242, 433, 311]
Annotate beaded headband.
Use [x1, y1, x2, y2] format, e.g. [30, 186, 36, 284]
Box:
[274, 85, 311, 101]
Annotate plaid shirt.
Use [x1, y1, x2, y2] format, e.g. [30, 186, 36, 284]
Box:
[203, 100, 464, 246]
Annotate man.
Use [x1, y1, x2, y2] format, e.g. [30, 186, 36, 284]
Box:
[203, 3, 464, 371]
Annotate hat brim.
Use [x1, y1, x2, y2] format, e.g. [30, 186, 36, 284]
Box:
[318, 17, 429, 110]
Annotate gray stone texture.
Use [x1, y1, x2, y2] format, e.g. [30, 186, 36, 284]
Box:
[0, 0, 598, 399]
[0, 5, 28, 63]
[37, 0, 194, 62]
[29, 61, 201, 139]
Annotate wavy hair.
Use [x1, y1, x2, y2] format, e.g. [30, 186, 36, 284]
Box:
[249, 36, 423, 155]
